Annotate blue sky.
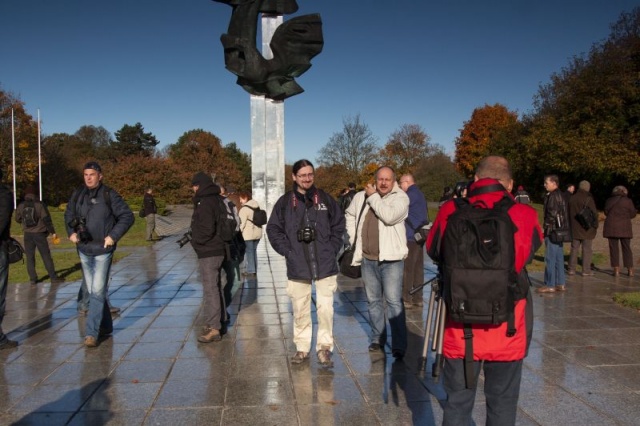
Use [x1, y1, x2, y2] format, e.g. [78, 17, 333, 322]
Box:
[1, 1, 637, 164]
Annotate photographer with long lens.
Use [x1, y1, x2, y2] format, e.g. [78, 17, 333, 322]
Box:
[267, 159, 344, 367]
[64, 162, 134, 348]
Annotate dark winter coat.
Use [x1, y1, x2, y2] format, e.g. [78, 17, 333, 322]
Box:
[267, 185, 345, 281]
[568, 189, 598, 240]
[0, 184, 13, 243]
[189, 176, 227, 259]
[603, 195, 636, 239]
[143, 193, 157, 216]
[15, 194, 56, 235]
[64, 183, 134, 256]
[543, 189, 570, 237]
[404, 184, 428, 241]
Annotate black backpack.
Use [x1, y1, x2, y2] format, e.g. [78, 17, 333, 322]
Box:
[22, 200, 39, 228]
[215, 196, 238, 243]
[440, 184, 527, 387]
[246, 205, 267, 227]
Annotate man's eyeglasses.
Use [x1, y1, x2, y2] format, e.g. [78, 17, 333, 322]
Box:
[296, 173, 314, 179]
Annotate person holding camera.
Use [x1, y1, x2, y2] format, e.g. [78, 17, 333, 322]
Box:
[189, 172, 229, 343]
[266, 159, 345, 367]
[64, 162, 134, 348]
[345, 166, 410, 359]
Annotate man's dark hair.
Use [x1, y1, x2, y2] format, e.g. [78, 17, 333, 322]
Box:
[292, 159, 314, 175]
[544, 174, 560, 185]
[348, 182, 356, 189]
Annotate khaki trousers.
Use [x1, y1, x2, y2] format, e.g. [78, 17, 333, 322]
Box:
[287, 275, 338, 353]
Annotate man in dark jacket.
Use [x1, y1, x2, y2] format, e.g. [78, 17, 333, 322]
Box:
[426, 156, 543, 425]
[64, 162, 134, 347]
[267, 159, 345, 366]
[339, 182, 357, 213]
[143, 187, 158, 241]
[399, 173, 428, 308]
[538, 174, 570, 293]
[189, 172, 228, 344]
[15, 185, 63, 285]
[0, 168, 18, 349]
[568, 180, 598, 276]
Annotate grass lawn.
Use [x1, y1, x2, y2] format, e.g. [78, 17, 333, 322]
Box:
[8, 209, 152, 285]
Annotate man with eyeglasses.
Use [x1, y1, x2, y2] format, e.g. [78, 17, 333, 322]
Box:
[267, 159, 345, 367]
[399, 174, 428, 309]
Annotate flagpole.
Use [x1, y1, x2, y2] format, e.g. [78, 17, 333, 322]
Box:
[11, 108, 16, 208]
[38, 109, 42, 201]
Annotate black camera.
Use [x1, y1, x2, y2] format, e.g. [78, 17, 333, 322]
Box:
[176, 230, 192, 248]
[68, 217, 92, 243]
[297, 226, 316, 243]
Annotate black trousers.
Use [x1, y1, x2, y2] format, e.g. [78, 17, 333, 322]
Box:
[24, 232, 58, 282]
[402, 241, 424, 303]
[442, 358, 523, 426]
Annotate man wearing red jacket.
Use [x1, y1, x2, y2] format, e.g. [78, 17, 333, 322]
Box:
[426, 156, 543, 425]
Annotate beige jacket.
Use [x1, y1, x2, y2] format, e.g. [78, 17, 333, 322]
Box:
[345, 182, 409, 264]
[239, 199, 263, 241]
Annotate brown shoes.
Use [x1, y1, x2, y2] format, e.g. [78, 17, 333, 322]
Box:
[198, 327, 222, 343]
[317, 347, 333, 367]
[536, 286, 556, 293]
[84, 336, 98, 348]
[291, 351, 310, 364]
[556, 285, 566, 292]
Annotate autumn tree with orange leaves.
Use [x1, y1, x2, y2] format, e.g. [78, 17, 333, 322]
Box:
[454, 103, 519, 178]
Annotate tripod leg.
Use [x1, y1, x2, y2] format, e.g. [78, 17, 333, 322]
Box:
[432, 302, 447, 381]
[432, 299, 442, 352]
[418, 288, 437, 371]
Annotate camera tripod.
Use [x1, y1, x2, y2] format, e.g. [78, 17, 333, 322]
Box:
[409, 273, 446, 382]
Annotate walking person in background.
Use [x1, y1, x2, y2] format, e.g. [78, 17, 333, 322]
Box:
[538, 174, 570, 293]
[603, 185, 636, 277]
[143, 187, 158, 241]
[65, 162, 134, 347]
[15, 185, 64, 285]
[238, 192, 262, 278]
[568, 181, 598, 276]
[514, 185, 531, 204]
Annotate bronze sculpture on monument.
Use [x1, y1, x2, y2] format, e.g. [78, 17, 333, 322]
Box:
[213, 0, 324, 212]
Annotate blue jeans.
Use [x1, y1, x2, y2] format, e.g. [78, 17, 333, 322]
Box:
[245, 239, 259, 274]
[79, 251, 113, 338]
[544, 237, 565, 287]
[0, 244, 9, 344]
[361, 258, 407, 353]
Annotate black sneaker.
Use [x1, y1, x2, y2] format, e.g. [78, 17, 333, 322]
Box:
[0, 339, 18, 350]
[392, 349, 405, 360]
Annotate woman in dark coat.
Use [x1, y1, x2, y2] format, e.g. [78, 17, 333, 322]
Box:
[568, 181, 598, 275]
[603, 185, 637, 276]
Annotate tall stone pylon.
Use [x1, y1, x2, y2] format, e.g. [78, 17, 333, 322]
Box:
[212, 0, 324, 213]
[250, 15, 284, 214]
